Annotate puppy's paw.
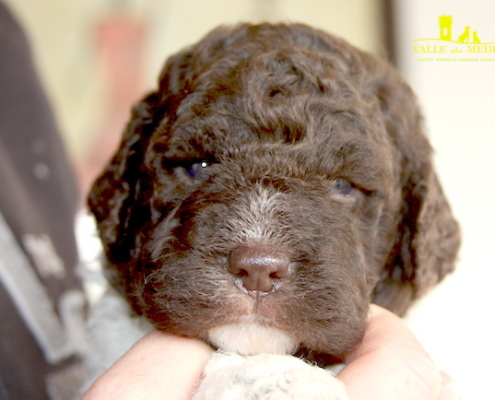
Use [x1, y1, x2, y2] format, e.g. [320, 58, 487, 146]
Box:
[245, 360, 347, 400]
[192, 352, 348, 400]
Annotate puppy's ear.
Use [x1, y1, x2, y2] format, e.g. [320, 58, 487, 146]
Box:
[87, 91, 158, 268]
[371, 69, 461, 316]
[87, 48, 197, 299]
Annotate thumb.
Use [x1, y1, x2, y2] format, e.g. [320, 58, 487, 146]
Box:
[339, 304, 443, 400]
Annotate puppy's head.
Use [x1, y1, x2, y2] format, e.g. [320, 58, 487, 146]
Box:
[88, 23, 460, 363]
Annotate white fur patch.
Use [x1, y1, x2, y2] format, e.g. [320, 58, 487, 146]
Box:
[192, 352, 348, 400]
[225, 187, 286, 242]
[206, 321, 298, 356]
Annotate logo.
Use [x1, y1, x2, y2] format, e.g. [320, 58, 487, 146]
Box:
[413, 15, 495, 61]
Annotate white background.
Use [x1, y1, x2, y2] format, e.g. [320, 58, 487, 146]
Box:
[395, 1, 495, 398]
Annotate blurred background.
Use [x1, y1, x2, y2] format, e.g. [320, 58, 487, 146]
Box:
[3, 0, 387, 195]
[2, 0, 494, 398]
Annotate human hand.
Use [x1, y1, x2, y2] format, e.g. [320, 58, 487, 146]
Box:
[338, 304, 461, 400]
[81, 330, 213, 400]
[82, 305, 460, 400]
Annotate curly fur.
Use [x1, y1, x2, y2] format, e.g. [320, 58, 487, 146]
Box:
[88, 23, 460, 364]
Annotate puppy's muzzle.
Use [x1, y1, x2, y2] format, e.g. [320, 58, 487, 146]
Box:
[228, 245, 290, 294]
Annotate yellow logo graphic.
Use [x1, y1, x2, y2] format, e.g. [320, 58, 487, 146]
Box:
[438, 15, 482, 44]
[413, 15, 495, 61]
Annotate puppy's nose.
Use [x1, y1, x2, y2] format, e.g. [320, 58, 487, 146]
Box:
[228, 246, 290, 293]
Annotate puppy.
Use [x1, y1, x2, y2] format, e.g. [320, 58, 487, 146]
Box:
[88, 23, 460, 398]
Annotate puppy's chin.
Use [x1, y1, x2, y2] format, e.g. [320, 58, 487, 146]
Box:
[206, 321, 298, 356]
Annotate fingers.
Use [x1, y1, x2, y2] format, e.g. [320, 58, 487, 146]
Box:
[82, 330, 213, 400]
[82, 307, 461, 400]
[338, 304, 444, 400]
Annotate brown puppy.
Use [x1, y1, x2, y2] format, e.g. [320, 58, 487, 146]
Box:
[88, 23, 460, 365]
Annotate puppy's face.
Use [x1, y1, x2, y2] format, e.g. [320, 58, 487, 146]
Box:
[142, 101, 397, 358]
[89, 24, 459, 362]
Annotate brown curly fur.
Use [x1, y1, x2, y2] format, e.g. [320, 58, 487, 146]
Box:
[88, 23, 460, 363]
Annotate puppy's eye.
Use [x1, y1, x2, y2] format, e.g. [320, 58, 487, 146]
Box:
[184, 161, 209, 178]
[333, 178, 355, 196]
